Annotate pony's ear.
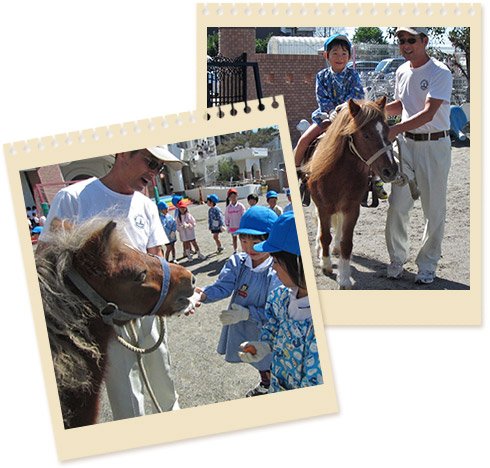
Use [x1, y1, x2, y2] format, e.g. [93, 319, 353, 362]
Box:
[375, 96, 387, 109]
[348, 98, 361, 117]
[76, 221, 118, 272]
[50, 217, 75, 232]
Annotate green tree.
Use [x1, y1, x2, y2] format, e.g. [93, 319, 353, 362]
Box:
[217, 158, 240, 182]
[256, 32, 273, 53]
[353, 27, 387, 44]
[216, 128, 277, 154]
[207, 32, 219, 57]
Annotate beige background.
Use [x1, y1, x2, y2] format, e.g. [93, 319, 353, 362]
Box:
[197, 3, 482, 325]
[0, 2, 488, 467]
[4, 96, 337, 460]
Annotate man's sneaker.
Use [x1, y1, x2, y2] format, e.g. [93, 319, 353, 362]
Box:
[197, 251, 206, 260]
[387, 261, 404, 279]
[245, 383, 269, 398]
[374, 180, 389, 199]
[415, 270, 436, 284]
[217, 246, 224, 254]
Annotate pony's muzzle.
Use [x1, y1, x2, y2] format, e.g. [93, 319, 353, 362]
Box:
[381, 166, 398, 183]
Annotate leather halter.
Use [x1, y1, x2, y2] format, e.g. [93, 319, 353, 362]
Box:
[66, 255, 171, 326]
[348, 135, 393, 167]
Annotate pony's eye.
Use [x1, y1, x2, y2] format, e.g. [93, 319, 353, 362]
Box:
[363, 133, 370, 139]
[135, 270, 147, 283]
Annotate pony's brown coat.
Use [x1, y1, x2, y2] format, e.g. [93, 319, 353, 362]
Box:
[37, 217, 195, 428]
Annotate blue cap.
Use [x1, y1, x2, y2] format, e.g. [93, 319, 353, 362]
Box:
[324, 33, 351, 51]
[235, 206, 278, 235]
[254, 211, 301, 255]
[286, 188, 291, 195]
[157, 201, 168, 210]
[32, 226, 43, 234]
[266, 190, 278, 199]
[207, 194, 219, 204]
[172, 195, 183, 206]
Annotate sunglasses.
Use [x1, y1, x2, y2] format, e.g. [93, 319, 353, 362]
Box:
[143, 155, 165, 174]
[398, 37, 419, 45]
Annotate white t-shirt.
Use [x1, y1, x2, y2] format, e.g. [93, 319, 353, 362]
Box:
[39, 177, 168, 252]
[394, 57, 453, 132]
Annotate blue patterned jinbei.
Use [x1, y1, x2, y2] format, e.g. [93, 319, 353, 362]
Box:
[261, 286, 323, 392]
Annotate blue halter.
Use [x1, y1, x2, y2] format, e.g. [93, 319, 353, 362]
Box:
[67, 255, 171, 326]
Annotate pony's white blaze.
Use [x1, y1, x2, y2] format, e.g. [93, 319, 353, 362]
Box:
[376, 121, 394, 163]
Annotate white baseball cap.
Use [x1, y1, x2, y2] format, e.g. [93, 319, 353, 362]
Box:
[395, 27, 428, 36]
[146, 146, 185, 170]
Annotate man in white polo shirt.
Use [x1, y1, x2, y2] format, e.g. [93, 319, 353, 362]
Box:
[385, 27, 453, 284]
[39, 147, 184, 420]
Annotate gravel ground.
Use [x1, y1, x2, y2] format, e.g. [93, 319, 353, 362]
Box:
[302, 140, 471, 290]
[97, 193, 291, 422]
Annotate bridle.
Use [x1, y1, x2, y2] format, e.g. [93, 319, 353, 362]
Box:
[348, 134, 393, 167]
[66, 255, 171, 326]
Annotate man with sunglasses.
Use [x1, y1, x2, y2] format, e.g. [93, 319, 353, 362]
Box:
[40, 146, 184, 420]
[384, 27, 453, 284]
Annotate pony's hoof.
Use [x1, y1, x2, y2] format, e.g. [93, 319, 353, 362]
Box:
[339, 284, 353, 290]
[321, 256, 333, 275]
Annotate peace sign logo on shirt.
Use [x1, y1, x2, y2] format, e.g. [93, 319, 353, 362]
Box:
[134, 214, 146, 229]
[420, 79, 429, 91]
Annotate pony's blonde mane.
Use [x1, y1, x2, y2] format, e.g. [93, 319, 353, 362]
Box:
[306, 100, 386, 183]
[36, 216, 126, 395]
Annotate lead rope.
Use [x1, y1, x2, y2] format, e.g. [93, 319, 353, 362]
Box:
[115, 316, 166, 413]
[392, 137, 420, 200]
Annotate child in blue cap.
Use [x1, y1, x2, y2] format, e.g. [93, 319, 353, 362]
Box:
[266, 190, 283, 217]
[158, 201, 178, 263]
[294, 33, 364, 168]
[199, 205, 282, 397]
[293, 33, 387, 199]
[206, 194, 225, 254]
[283, 188, 293, 213]
[239, 211, 323, 392]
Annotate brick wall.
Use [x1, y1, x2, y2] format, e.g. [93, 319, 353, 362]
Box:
[218, 28, 325, 146]
[36, 165, 66, 204]
[256, 54, 324, 144]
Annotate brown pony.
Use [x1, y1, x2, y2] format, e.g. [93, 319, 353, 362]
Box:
[306, 97, 399, 289]
[36, 217, 196, 428]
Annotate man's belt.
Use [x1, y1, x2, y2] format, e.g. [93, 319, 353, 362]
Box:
[404, 130, 450, 141]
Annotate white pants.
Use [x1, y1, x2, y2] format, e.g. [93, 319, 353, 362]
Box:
[105, 316, 179, 421]
[385, 135, 451, 272]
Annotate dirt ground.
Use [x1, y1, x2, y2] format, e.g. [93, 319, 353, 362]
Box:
[97, 193, 291, 422]
[302, 140, 471, 290]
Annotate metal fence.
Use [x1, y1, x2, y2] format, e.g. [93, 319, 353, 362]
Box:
[207, 53, 263, 107]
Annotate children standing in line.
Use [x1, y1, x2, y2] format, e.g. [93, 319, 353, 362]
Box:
[247, 193, 259, 208]
[225, 188, 245, 254]
[158, 201, 178, 263]
[266, 190, 283, 216]
[207, 194, 225, 254]
[239, 211, 323, 392]
[199, 206, 282, 397]
[175, 201, 206, 261]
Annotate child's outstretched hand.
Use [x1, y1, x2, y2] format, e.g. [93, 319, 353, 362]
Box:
[219, 304, 249, 325]
[238, 341, 272, 363]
